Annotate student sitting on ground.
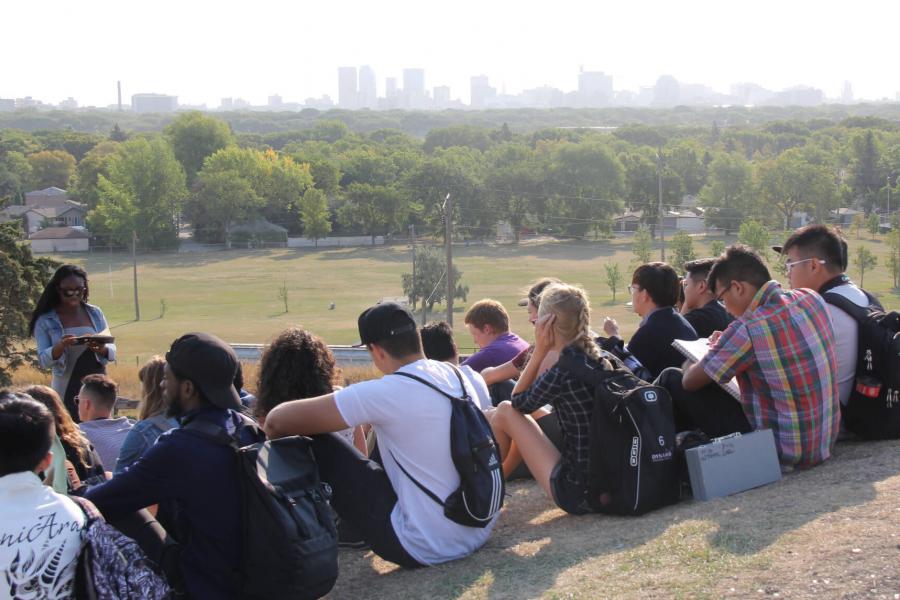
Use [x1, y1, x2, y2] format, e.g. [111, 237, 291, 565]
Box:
[0, 392, 86, 599]
[461, 299, 530, 372]
[264, 303, 497, 567]
[777, 224, 872, 410]
[488, 283, 612, 514]
[115, 356, 178, 475]
[604, 262, 698, 379]
[24, 385, 105, 492]
[420, 321, 492, 411]
[85, 333, 264, 599]
[481, 278, 563, 398]
[663, 244, 840, 468]
[254, 327, 365, 453]
[76, 374, 133, 473]
[680, 258, 734, 338]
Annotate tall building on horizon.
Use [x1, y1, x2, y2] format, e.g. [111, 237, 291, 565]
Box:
[577, 69, 613, 107]
[358, 65, 377, 109]
[132, 93, 177, 113]
[470, 75, 496, 109]
[403, 68, 425, 108]
[338, 66, 358, 109]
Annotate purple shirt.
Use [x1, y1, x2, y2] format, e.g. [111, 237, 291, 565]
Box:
[462, 332, 530, 372]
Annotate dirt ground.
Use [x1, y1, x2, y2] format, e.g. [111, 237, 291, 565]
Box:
[329, 438, 900, 599]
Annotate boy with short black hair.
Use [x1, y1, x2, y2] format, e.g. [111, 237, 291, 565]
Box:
[0, 392, 86, 599]
[675, 245, 840, 468]
[265, 303, 497, 567]
[420, 321, 492, 411]
[681, 258, 733, 338]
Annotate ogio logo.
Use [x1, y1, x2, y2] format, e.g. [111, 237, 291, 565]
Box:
[644, 390, 658, 403]
[630, 436, 639, 467]
[658, 435, 665, 447]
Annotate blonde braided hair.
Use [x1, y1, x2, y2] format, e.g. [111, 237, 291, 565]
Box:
[537, 283, 609, 367]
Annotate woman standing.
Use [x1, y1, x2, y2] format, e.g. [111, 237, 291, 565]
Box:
[29, 264, 116, 422]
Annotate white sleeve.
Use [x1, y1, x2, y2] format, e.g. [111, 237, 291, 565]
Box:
[334, 379, 392, 428]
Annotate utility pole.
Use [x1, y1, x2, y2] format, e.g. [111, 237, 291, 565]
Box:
[657, 151, 666, 262]
[443, 193, 454, 326]
[132, 230, 140, 321]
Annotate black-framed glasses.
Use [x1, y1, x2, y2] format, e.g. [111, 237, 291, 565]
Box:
[715, 282, 734, 303]
[60, 287, 85, 298]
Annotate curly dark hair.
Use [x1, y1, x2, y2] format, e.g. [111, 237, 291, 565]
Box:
[255, 328, 339, 420]
[29, 264, 90, 336]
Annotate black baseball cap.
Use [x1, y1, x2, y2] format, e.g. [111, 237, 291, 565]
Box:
[354, 303, 417, 347]
[165, 332, 242, 411]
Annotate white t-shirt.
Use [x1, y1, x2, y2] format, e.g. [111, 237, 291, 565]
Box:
[824, 282, 869, 406]
[0, 472, 85, 600]
[334, 359, 497, 565]
[459, 365, 492, 411]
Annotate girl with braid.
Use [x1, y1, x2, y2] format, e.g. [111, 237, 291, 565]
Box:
[488, 283, 612, 514]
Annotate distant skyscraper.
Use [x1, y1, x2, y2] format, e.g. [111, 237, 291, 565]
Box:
[338, 66, 358, 109]
[652, 75, 680, 106]
[577, 69, 613, 107]
[385, 77, 398, 98]
[59, 97, 78, 110]
[433, 85, 451, 106]
[358, 65, 377, 109]
[841, 81, 854, 104]
[470, 75, 496, 109]
[131, 93, 177, 113]
[268, 94, 283, 107]
[403, 68, 425, 108]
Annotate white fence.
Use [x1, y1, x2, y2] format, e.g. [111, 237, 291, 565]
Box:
[287, 235, 385, 248]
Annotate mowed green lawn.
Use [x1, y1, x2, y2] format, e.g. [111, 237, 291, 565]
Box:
[50, 234, 899, 366]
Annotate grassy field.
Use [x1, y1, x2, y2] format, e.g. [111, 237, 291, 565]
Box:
[38, 233, 900, 369]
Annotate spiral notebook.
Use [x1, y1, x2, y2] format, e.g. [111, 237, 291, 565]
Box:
[671, 338, 741, 401]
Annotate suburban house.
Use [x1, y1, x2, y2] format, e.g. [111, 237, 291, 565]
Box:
[614, 210, 643, 232]
[662, 208, 705, 232]
[28, 227, 90, 253]
[832, 207, 861, 227]
[1, 187, 87, 234]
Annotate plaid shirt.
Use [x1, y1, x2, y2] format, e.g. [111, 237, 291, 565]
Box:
[700, 280, 840, 468]
[511, 345, 596, 486]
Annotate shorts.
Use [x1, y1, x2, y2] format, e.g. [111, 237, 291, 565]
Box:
[549, 461, 590, 515]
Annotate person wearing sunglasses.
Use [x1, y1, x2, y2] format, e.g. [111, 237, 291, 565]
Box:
[28, 264, 116, 422]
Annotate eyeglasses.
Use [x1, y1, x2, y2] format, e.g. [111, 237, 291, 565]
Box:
[627, 284, 641, 295]
[783, 258, 826, 274]
[60, 287, 85, 298]
[73, 395, 80, 405]
[715, 282, 734, 303]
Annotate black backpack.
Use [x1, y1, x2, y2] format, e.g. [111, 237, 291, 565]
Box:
[391, 364, 504, 528]
[185, 418, 338, 600]
[556, 352, 680, 515]
[823, 290, 900, 440]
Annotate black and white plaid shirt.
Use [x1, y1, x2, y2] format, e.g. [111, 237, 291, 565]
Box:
[510, 346, 596, 487]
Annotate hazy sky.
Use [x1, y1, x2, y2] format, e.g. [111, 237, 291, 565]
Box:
[4, 0, 898, 107]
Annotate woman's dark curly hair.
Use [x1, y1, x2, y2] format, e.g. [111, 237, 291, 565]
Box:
[29, 264, 90, 336]
[255, 327, 339, 420]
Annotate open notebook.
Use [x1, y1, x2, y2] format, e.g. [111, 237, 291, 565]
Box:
[671, 338, 741, 401]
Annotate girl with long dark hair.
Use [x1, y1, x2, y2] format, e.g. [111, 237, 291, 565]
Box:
[29, 264, 116, 421]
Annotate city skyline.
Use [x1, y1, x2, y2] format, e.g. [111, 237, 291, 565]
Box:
[3, 0, 900, 108]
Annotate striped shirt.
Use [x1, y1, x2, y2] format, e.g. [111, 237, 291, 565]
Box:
[700, 280, 839, 468]
[511, 345, 598, 487]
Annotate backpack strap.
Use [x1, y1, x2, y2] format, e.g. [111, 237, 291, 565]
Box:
[393, 363, 471, 402]
[182, 412, 259, 451]
[822, 290, 878, 324]
[147, 414, 176, 433]
[556, 350, 621, 388]
[388, 449, 445, 508]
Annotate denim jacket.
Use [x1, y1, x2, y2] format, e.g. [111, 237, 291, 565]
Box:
[33, 303, 117, 376]
[114, 415, 179, 475]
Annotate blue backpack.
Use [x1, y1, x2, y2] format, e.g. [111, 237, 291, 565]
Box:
[391, 364, 504, 528]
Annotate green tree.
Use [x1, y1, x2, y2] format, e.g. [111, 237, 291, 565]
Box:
[738, 220, 771, 262]
[621, 149, 681, 237]
[424, 125, 493, 153]
[27, 149, 76, 189]
[850, 130, 882, 211]
[854, 246, 877, 287]
[604, 262, 623, 303]
[165, 111, 234, 184]
[0, 222, 58, 386]
[670, 230, 696, 269]
[71, 141, 119, 209]
[109, 123, 128, 142]
[851, 212, 866, 240]
[338, 183, 406, 244]
[867, 213, 880, 240]
[298, 188, 332, 246]
[192, 170, 264, 248]
[699, 153, 756, 234]
[757, 149, 838, 229]
[887, 228, 900, 288]
[632, 226, 653, 265]
[90, 137, 188, 248]
[401, 245, 468, 323]
[549, 142, 625, 238]
[485, 144, 545, 243]
[709, 239, 726, 257]
[0, 152, 32, 204]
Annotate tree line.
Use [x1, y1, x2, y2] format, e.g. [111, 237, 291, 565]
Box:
[1, 110, 899, 250]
